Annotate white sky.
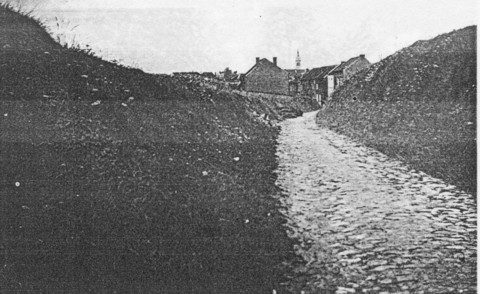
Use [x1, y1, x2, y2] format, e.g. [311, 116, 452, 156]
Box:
[22, 0, 479, 73]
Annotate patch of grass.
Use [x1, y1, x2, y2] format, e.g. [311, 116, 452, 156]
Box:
[317, 99, 476, 195]
[0, 4, 316, 293]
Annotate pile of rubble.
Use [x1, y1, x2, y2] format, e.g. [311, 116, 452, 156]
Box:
[154, 72, 243, 101]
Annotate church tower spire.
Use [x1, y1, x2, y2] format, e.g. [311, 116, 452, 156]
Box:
[295, 50, 301, 70]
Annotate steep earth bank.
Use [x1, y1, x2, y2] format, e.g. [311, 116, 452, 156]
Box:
[318, 26, 476, 195]
[0, 5, 317, 293]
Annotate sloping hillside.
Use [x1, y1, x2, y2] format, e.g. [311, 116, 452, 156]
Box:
[0, 5, 317, 293]
[318, 26, 476, 195]
[334, 26, 476, 102]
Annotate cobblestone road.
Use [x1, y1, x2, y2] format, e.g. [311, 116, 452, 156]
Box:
[276, 111, 476, 293]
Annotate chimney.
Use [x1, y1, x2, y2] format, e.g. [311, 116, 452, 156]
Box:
[360, 54, 365, 58]
[273, 57, 277, 66]
[256, 57, 260, 64]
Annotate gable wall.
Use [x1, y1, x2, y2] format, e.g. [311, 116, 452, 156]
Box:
[344, 59, 371, 80]
[244, 64, 290, 95]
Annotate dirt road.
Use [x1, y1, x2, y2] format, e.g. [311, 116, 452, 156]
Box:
[276, 111, 476, 293]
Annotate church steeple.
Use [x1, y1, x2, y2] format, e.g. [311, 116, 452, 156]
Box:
[295, 50, 301, 70]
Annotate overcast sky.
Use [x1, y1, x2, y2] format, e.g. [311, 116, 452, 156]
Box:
[22, 0, 478, 73]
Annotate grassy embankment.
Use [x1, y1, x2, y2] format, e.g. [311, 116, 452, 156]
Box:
[318, 26, 476, 195]
[0, 4, 317, 293]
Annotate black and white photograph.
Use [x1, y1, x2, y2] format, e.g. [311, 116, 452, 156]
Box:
[0, 0, 477, 293]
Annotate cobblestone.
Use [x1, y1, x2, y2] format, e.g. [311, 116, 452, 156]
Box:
[276, 112, 477, 293]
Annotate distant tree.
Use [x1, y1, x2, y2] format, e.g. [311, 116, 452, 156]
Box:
[223, 67, 233, 81]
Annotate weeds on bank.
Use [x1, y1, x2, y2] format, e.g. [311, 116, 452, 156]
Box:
[318, 26, 476, 195]
[318, 99, 476, 195]
[0, 4, 316, 293]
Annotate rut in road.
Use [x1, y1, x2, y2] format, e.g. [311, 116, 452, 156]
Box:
[275, 111, 476, 294]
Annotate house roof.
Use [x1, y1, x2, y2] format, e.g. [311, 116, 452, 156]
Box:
[301, 65, 338, 81]
[330, 55, 368, 74]
[244, 58, 284, 76]
[285, 69, 307, 76]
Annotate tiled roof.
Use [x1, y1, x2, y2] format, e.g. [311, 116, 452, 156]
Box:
[330, 55, 367, 74]
[244, 58, 284, 76]
[285, 69, 307, 76]
[301, 65, 337, 81]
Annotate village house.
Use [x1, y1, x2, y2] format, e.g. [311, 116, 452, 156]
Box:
[329, 54, 371, 88]
[241, 57, 290, 95]
[240, 53, 369, 98]
[301, 54, 371, 102]
[300, 65, 338, 103]
[286, 69, 306, 95]
[285, 51, 306, 95]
